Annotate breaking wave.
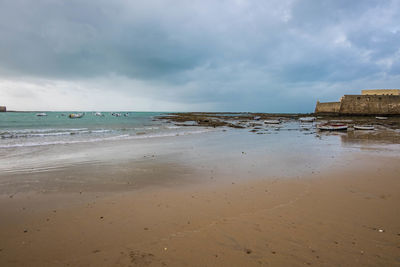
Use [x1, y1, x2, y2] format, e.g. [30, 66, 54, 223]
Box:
[0, 129, 210, 148]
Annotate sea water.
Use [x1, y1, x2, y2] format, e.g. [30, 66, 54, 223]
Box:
[0, 111, 206, 148]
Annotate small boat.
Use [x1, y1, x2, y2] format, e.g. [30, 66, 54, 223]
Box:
[69, 113, 84, 119]
[354, 125, 374, 130]
[299, 117, 315, 122]
[317, 123, 348, 131]
[376, 116, 388, 120]
[330, 119, 353, 123]
[94, 112, 103, 116]
[112, 113, 121, 117]
[124, 113, 129, 117]
[36, 113, 47, 116]
[264, 120, 281, 124]
[253, 116, 261, 121]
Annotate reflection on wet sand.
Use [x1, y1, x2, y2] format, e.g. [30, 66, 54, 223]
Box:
[315, 126, 400, 147]
[340, 129, 400, 145]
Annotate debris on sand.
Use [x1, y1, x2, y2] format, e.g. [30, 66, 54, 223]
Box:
[245, 248, 252, 254]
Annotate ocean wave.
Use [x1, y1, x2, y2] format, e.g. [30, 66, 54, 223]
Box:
[2, 128, 88, 134]
[0, 129, 211, 148]
[0, 128, 113, 139]
[0, 125, 187, 139]
[135, 126, 160, 130]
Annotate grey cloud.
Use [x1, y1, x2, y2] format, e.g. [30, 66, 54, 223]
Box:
[0, 0, 399, 112]
[0, 0, 212, 79]
[348, 30, 400, 60]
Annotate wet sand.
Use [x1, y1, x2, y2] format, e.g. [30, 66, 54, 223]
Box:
[0, 152, 399, 266]
[1, 125, 400, 266]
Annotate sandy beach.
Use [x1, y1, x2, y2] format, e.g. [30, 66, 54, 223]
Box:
[0, 124, 399, 266]
[2, 0, 400, 265]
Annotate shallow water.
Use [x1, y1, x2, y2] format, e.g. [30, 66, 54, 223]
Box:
[0, 115, 399, 190]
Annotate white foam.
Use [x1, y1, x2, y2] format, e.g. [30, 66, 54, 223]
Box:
[0, 129, 212, 148]
[0, 128, 114, 139]
[7, 128, 88, 134]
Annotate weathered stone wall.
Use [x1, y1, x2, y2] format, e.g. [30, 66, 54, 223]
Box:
[362, 89, 400, 96]
[314, 101, 341, 114]
[339, 95, 400, 115]
[0, 106, 6, 112]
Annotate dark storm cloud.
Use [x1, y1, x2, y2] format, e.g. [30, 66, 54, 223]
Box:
[1, 0, 399, 111]
[0, 1, 210, 79]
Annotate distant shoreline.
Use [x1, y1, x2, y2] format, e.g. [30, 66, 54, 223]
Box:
[3, 110, 400, 119]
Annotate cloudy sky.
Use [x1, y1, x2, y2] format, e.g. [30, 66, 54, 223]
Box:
[0, 0, 399, 112]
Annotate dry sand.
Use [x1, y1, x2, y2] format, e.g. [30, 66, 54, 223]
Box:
[0, 152, 399, 266]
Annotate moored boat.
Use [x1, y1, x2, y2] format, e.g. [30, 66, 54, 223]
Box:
[264, 120, 280, 124]
[69, 113, 84, 119]
[330, 119, 353, 123]
[299, 117, 315, 122]
[36, 113, 47, 116]
[354, 125, 374, 130]
[317, 123, 348, 131]
[376, 116, 388, 120]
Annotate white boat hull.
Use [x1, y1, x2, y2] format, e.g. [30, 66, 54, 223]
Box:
[318, 124, 348, 131]
[354, 125, 374, 130]
[299, 117, 315, 122]
[69, 113, 84, 119]
[264, 120, 280, 124]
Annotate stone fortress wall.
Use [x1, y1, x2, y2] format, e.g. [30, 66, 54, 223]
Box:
[339, 95, 400, 115]
[315, 89, 400, 115]
[314, 101, 341, 114]
[362, 89, 400, 96]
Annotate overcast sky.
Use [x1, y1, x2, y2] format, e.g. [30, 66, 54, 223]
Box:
[0, 0, 399, 112]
